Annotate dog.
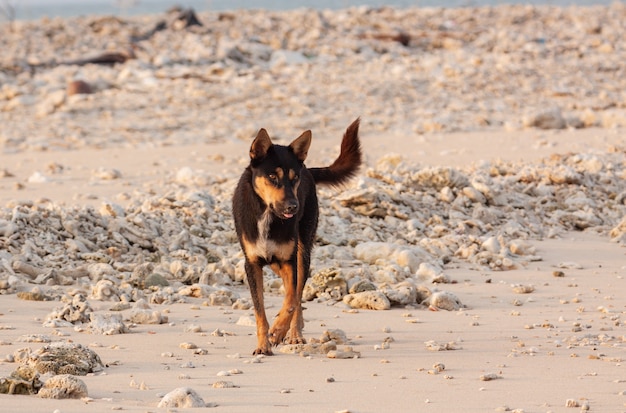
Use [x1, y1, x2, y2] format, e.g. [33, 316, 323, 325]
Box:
[232, 118, 362, 355]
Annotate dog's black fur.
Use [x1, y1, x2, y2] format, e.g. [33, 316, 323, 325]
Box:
[232, 118, 362, 355]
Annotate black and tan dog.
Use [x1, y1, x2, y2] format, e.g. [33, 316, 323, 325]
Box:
[232, 118, 362, 355]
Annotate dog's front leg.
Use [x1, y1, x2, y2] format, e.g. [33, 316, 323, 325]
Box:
[268, 259, 299, 346]
[286, 240, 308, 344]
[245, 260, 272, 355]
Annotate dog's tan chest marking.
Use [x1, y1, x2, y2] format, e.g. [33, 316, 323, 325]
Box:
[242, 210, 294, 262]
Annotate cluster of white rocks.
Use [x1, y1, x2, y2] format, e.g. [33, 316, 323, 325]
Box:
[1, 4, 626, 152]
[0, 342, 102, 398]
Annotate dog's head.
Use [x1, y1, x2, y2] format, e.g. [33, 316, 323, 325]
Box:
[248, 128, 311, 220]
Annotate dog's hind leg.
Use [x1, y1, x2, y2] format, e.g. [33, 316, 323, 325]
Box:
[268, 260, 299, 346]
[245, 260, 272, 355]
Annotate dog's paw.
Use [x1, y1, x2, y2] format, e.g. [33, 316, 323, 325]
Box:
[253, 335, 273, 356]
[268, 326, 289, 346]
[253, 347, 273, 356]
[286, 335, 306, 345]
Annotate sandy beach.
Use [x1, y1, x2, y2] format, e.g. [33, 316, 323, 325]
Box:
[1, 4, 625, 413]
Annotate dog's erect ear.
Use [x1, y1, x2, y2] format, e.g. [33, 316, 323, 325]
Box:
[289, 130, 312, 162]
[250, 128, 273, 160]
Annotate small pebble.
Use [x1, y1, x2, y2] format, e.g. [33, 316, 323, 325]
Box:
[213, 381, 237, 388]
[480, 373, 501, 381]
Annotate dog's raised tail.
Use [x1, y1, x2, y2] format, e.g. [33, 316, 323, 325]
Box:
[309, 118, 362, 187]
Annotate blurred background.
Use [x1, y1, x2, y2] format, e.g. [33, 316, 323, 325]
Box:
[1, 0, 618, 21]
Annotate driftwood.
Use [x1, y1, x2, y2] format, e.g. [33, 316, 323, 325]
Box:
[132, 7, 203, 42]
[360, 32, 412, 47]
[60, 50, 134, 66]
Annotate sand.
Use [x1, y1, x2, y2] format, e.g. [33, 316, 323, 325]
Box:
[1, 5, 626, 413]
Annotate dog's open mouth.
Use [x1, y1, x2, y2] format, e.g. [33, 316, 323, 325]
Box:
[274, 209, 294, 220]
[269, 205, 295, 220]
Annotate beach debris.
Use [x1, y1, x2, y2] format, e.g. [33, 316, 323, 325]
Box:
[425, 341, 462, 351]
[343, 291, 390, 310]
[348, 279, 377, 294]
[93, 167, 122, 181]
[320, 329, 350, 345]
[379, 281, 418, 306]
[303, 267, 347, 301]
[559, 262, 584, 270]
[38, 374, 88, 399]
[0, 367, 42, 395]
[90, 279, 121, 301]
[16, 334, 52, 343]
[609, 216, 626, 244]
[280, 329, 352, 356]
[178, 284, 239, 305]
[24, 343, 104, 375]
[236, 316, 256, 327]
[89, 313, 129, 335]
[432, 363, 446, 373]
[157, 387, 208, 408]
[416, 263, 450, 284]
[424, 291, 464, 311]
[212, 381, 237, 388]
[523, 107, 566, 130]
[326, 347, 361, 359]
[184, 324, 203, 333]
[374, 336, 393, 350]
[280, 340, 336, 356]
[62, 50, 134, 67]
[565, 398, 590, 410]
[46, 294, 93, 324]
[16, 289, 50, 301]
[512, 284, 535, 294]
[211, 328, 235, 337]
[0, 343, 103, 398]
[129, 309, 168, 324]
[480, 373, 502, 381]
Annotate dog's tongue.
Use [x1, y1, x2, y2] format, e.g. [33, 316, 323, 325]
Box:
[283, 213, 294, 219]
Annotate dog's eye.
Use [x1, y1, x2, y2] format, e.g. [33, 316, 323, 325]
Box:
[268, 173, 278, 182]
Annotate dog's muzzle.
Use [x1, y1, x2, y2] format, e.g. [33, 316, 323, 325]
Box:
[276, 199, 298, 219]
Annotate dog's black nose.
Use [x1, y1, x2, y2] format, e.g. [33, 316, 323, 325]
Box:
[284, 200, 298, 214]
